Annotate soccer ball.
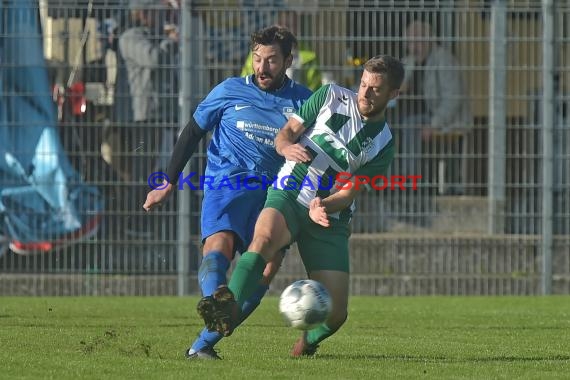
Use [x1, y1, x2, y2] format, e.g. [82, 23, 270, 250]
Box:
[279, 279, 332, 330]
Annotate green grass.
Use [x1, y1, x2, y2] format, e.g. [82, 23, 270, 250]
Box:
[1, 296, 569, 379]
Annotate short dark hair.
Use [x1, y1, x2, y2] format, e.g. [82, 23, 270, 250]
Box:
[364, 55, 405, 90]
[250, 25, 297, 58]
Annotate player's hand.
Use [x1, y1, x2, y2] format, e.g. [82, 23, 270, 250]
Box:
[281, 143, 312, 163]
[309, 197, 330, 227]
[143, 183, 173, 211]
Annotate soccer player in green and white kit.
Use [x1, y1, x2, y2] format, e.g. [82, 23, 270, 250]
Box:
[197, 55, 405, 357]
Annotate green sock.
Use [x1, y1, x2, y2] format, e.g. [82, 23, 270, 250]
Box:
[228, 252, 266, 307]
[307, 323, 335, 346]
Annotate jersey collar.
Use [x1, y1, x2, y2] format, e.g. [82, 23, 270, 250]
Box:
[362, 116, 386, 134]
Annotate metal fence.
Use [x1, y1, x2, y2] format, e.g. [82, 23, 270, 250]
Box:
[1, 0, 569, 296]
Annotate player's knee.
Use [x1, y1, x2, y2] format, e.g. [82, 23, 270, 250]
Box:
[202, 232, 235, 259]
[249, 234, 274, 255]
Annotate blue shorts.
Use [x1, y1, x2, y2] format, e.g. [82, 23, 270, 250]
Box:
[200, 184, 267, 253]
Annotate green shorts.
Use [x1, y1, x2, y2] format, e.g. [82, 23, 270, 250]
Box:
[265, 188, 351, 273]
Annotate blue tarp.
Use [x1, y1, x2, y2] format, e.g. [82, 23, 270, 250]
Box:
[0, 0, 103, 255]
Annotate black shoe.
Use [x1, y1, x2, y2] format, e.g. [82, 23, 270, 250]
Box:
[185, 347, 221, 360]
[196, 285, 239, 337]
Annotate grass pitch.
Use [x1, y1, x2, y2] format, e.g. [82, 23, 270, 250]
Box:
[1, 296, 569, 379]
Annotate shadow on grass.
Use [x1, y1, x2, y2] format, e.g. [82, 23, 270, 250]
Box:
[430, 325, 569, 331]
[315, 353, 570, 362]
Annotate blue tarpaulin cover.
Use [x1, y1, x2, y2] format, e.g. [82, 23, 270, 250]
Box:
[0, 0, 103, 255]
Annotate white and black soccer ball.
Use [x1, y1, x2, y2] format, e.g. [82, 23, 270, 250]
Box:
[279, 279, 332, 330]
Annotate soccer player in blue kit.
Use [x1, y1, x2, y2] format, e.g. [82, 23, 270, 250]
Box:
[196, 55, 404, 358]
[143, 25, 312, 359]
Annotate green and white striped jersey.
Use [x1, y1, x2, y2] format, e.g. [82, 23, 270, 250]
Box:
[275, 84, 395, 221]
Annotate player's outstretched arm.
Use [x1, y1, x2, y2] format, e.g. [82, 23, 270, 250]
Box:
[143, 183, 173, 211]
[142, 118, 206, 211]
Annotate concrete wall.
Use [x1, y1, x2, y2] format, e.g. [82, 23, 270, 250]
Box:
[2, 235, 568, 296]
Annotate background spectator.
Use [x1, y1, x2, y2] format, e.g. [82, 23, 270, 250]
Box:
[108, 0, 179, 237]
[396, 20, 472, 196]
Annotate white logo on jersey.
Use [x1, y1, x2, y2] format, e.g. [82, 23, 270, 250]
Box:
[282, 107, 295, 119]
[235, 105, 251, 111]
[361, 137, 375, 153]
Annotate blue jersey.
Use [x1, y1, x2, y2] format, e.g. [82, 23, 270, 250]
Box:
[193, 75, 312, 185]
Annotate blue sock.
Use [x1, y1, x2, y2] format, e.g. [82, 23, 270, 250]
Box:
[198, 251, 230, 296]
[192, 251, 230, 352]
[191, 284, 269, 352]
[191, 328, 223, 352]
[240, 284, 269, 322]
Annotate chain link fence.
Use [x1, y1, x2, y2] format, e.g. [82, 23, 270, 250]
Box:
[1, 0, 568, 295]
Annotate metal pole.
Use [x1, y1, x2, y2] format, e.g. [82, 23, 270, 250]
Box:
[541, 0, 554, 295]
[440, 0, 455, 51]
[177, 1, 195, 296]
[488, 0, 507, 234]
